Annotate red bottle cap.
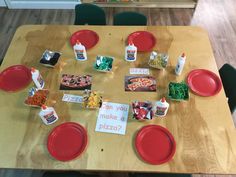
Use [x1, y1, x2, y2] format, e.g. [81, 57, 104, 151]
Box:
[31, 67, 36, 72]
[129, 42, 134, 46]
[161, 97, 166, 103]
[41, 105, 47, 110]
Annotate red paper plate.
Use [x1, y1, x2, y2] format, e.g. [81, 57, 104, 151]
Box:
[135, 125, 176, 165]
[70, 30, 99, 49]
[187, 69, 222, 96]
[0, 65, 31, 92]
[47, 122, 88, 161]
[127, 31, 156, 52]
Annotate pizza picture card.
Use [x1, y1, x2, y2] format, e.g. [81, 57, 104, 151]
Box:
[60, 74, 92, 90]
[125, 76, 156, 92]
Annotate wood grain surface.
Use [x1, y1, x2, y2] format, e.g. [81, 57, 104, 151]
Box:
[0, 25, 236, 174]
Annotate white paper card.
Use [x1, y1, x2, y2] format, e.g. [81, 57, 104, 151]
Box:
[95, 102, 129, 135]
[62, 94, 83, 103]
[130, 68, 150, 75]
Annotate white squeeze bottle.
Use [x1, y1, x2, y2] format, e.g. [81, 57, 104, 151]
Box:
[73, 40, 87, 61]
[155, 97, 169, 117]
[39, 105, 59, 125]
[125, 42, 137, 62]
[175, 53, 186, 75]
[31, 67, 45, 89]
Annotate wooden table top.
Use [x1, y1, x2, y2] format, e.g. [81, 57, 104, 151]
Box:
[0, 25, 236, 174]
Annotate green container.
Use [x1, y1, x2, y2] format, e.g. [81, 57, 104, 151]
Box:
[94, 55, 114, 72]
[168, 82, 189, 101]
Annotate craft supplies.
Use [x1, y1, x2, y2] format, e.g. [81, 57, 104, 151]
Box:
[31, 67, 45, 89]
[148, 51, 169, 69]
[83, 90, 102, 109]
[24, 88, 49, 107]
[168, 82, 189, 101]
[125, 43, 137, 62]
[73, 40, 87, 61]
[40, 50, 61, 67]
[39, 105, 59, 125]
[132, 101, 153, 120]
[60, 74, 92, 90]
[94, 55, 114, 72]
[175, 53, 186, 75]
[155, 97, 169, 117]
[125, 76, 156, 92]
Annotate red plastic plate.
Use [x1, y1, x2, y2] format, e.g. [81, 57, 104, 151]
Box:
[127, 31, 156, 52]
[187, 69, 222, 96]
[47, 122, 88, 161]
[70, 30, 99, 49]
[135, 125, 176, 165]
[0, 65, 31, 92]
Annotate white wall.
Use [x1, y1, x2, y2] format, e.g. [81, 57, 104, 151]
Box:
[4, 0, 80, 9]
[0, 0, 6, 7]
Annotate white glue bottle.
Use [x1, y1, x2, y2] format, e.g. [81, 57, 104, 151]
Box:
[155, 97, 169, 117]
[125, 42, 137, 62]
[31, 67, 45, 89]
[175, 53, 186, 75]
[73, 40, 87, 61]
[39, 105, 59, 125]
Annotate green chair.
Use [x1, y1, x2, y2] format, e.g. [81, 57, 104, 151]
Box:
[113, 12, 147, 26]
[219, 63, 236, 113]
[43, 171, 100, 177]
[74, 3, 106, 25]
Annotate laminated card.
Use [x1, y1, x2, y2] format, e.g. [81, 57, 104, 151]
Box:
[95, 102, 129, 135]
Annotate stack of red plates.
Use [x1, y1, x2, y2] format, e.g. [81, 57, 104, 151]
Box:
[47, 122, 88, 161]
[135, 125, 176, 165]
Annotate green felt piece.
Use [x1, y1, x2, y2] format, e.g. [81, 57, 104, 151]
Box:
[168, 82, 189, 101]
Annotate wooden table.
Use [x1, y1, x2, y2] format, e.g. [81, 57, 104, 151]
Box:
[0, 25, 236, 174]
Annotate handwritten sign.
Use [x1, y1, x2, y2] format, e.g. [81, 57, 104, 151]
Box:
[95, 102, 129, 135]
[130, 68, 150, 75]
[62, 94, 83, 103]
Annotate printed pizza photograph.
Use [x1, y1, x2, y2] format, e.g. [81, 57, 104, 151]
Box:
[60, 74, 92, 90]
[125, 76, 156, 92]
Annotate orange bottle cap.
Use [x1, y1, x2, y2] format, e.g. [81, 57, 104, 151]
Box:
[129, 42, 134, 46]
[31, 67, 36, 72]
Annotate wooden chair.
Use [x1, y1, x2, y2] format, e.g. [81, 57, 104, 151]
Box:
[113, 12, 147, 26]
[74, 3, 106, 25]
[219, 63, 236, 113]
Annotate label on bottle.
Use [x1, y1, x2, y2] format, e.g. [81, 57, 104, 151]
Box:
[155, 106, 167, 116]
[43, 111, 57, 124]
[75, 49, 85, 60]
[37, 74, 44, 88]
[126, 50, 136, 61]
[175, 64, 180, 73]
